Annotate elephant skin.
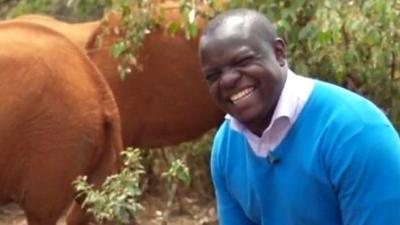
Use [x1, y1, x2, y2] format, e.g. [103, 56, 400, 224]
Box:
[0, 21, 122, 225]
[15, 14, 100, 49]
[15, 7, 224, 149]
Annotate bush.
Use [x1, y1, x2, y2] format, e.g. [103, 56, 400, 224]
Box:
[2, 1, 399, 223]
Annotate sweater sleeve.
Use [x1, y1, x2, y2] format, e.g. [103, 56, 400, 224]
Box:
[210, 129, 256, 225]
[327, 123, 400, 225]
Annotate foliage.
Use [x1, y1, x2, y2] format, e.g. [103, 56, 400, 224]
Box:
[162, 158, 191, 185]
[174, 0, 201, 39]
[97, 0, 400, 127]
[99, 0, 202, 79]
[145, 130, 214, 224]
[6, 0, 105, 21]
[73, 147, 144, 225]
[101, 0, 159, 80]
[267, 0, 400, 125]
[0, 0, 18, 19]
[4, 1, 399, 125]
[186, 0, 400, 129]
[158, 157, 191, 223]
[6, 0, 53, 17]
[1, 0, 399, 222]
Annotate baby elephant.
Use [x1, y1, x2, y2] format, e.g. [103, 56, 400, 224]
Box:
[0, 21, 123, 225]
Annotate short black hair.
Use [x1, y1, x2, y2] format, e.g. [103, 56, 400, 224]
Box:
[203, 9, 277, 44]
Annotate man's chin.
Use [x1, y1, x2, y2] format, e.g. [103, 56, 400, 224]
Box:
[232, 112, 258, 125]
[232, 108, 268, 128]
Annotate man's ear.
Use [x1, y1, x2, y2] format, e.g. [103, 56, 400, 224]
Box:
[274, 38, 287, 67]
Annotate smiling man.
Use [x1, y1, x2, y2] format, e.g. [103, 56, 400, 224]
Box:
[199, 9, 400, 225]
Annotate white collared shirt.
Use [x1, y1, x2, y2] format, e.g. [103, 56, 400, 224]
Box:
[226, 70, 315, 157]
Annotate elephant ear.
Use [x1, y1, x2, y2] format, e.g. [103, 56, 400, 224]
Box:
[15, 14, 100, 50]
[84, 24, 101, 50]
[85, 11, 123, 51]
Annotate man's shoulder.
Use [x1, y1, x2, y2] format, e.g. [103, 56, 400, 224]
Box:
[214, 119, 244, 143]
[311, 79, 371, 105]
[212, 119, 247, 154]
[303, 79, 397, 150]
[309, 80, 387, 125]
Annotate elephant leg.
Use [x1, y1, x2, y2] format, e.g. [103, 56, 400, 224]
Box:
[67, 118, 123, 225]
[19, 153, 80, 225]
[24, 209, 59, 225]
[21, 194, 68, 225]
[65, 201, 91, 225]
[26, 217, 58, 225]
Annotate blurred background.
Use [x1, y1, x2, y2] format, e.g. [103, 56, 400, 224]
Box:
[0, 0, 399, 224]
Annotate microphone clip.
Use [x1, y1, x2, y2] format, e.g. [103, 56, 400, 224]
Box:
[267, 151, 280, 165]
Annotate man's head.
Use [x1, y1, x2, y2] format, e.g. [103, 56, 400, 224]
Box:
[199, 8, 288, 136]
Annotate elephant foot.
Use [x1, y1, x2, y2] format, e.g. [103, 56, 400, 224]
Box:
[17, 220, 28, 225]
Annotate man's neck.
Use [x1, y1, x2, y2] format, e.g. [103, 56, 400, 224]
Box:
[245, 107, 276, 137]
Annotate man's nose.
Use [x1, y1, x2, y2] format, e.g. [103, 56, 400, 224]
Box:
[219, 68, 241, 89]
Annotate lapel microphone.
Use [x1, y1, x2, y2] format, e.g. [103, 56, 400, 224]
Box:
[267, 151, 280, 165]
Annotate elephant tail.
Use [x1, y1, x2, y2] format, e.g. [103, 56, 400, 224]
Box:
[67, 110, 123, 224]
[90, 109, 123, 187]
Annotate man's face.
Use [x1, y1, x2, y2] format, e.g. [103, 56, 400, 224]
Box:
[199, 28, 286, 133]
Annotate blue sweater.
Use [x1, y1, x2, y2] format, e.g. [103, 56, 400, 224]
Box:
[211, 80, 400, 225]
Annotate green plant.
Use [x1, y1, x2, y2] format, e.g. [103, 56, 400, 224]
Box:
[99, 0, 159, 80]
[7, 0, 53, 17]
[7, 0, 105, 21]
[4, 0, 399, 223]
[179, 0, 400, 129]
[73, 147, 144, 225]
[162, 158, 191, 185]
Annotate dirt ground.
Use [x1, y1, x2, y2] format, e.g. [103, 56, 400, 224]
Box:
[0, 194, 217, 225]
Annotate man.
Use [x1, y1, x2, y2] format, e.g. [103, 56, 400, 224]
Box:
[199, 8, 400, 225]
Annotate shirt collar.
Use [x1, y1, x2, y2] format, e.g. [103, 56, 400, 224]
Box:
[226, 69, 298, 133]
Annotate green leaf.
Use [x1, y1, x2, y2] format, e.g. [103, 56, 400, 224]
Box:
[188, 23, 198, 39]
[178, 170, 191, 185]
[298, 24, 315, 40]
[167, 21, 180, 35]
[111, 41, 129, 58]
[363, 29, 380, 45]
[317, 31, 332, 44]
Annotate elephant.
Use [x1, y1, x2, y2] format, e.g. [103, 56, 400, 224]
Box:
[14, 5, 224, 149]
[14, 14, 100, 49]
[85, 10, 223, 148]
[0, 21, 123, 225]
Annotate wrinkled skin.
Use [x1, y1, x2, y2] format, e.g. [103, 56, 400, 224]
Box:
[86, 10, 223, 147]
[0, 21, 122, 225]
[14, 5, 224, 148]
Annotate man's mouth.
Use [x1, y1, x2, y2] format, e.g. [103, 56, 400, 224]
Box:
[230, 87, 255, 104]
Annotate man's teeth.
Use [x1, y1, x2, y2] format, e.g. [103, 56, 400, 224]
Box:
[230, 87, 254, 103]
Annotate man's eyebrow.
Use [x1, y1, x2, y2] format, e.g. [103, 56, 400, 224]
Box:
[231, 47, 254, 60]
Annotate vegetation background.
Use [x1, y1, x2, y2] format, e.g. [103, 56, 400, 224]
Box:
[0, 0, 399, 224]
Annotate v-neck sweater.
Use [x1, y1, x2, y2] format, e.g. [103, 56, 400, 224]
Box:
[227, 70, 315, 157]
[211, 80, 400, 225]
